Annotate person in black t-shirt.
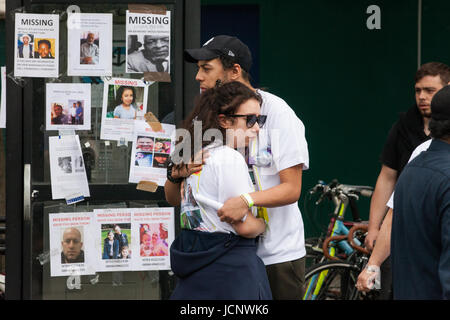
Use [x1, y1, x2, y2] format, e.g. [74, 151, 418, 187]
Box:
[364, 62, 450, 299]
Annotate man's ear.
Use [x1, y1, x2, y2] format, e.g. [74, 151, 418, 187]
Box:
[229, 63, 242, 81]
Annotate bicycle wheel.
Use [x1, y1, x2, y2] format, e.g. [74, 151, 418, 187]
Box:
[303, 261, 361, 300]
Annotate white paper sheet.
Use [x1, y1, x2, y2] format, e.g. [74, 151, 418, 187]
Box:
[100, 78, 150, 142]
[49, 212, 96, 277]
[46, 83, 91, 131]
[49, 135, 90, 200]
[14, 13, 59, 78]
[129, 121, 175, 186]
[93, 209, 132, 272]
[130, 207, 174, 271]
[67, 13, 113, 76]
[126, 11, 171, 74]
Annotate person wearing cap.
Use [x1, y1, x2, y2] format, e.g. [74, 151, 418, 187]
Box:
[183, 35, 309, 299]
[127, 35, 169, 73]
[18, 34, 33, 59]
[364, 62, 450, 299]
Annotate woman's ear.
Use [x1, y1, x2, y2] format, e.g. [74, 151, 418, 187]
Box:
[218, 114, 232, 129]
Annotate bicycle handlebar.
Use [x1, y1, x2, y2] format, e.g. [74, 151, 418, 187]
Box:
[348, 224, 370, 255]
[322, 234, 348, 261]
[309, 180, 373, 199]
[322, 224, 370, 261]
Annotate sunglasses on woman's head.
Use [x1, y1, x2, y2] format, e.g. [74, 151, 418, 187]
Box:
[227, 114, 267, 128]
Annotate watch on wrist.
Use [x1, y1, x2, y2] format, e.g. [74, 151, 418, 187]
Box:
[166, 159, 183, 184]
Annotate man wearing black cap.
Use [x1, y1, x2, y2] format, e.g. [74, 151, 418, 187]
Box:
[183, 35, 309, 299]
[387, 85, 450, 299]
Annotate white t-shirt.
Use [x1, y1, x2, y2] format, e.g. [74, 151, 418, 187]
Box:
[180, 145, 255, 234]
[254, 89, 310, 265]
[386, 139, 432, 209]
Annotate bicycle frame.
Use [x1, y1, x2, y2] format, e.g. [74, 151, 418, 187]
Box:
[304, 194, 361, 300]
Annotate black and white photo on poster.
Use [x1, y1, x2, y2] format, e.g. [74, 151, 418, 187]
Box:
[48, 135, 90, 200]
[126, 11, 171, 74]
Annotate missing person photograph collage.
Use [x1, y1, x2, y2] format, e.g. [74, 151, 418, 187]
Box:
[135, 135, 170, 169]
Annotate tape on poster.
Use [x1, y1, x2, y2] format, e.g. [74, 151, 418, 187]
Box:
[128, 4, 167, 15]
[143, 71, 171, 83]
[137, 180, 158, 193]
[144, 112, 162, 132]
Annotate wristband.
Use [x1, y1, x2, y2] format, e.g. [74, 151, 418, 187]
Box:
[240, 193, 254, 208]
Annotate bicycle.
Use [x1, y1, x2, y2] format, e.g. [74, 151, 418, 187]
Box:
[304, 179, 373, 267]
[303, 224, 379, 300]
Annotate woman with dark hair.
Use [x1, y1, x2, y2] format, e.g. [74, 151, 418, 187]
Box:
[113, 86, 137, 119]
[102, 230, 119, 259]
[164, 81, 272, 300]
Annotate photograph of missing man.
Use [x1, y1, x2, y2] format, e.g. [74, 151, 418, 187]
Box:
[34, 38, 55, 59]
[127, 34, 169, 73]
[61, 226, 85, 264]
[17, 33, 34, 58]
[80, 31, 99, 65]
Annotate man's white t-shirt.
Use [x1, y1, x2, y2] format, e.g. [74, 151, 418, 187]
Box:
[180, 145, 256, 234]
[255, 89, 310, 265]
[386, 139, 432, 209]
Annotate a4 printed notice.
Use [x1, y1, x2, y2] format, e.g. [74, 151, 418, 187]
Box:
[14, 13, 59, 78]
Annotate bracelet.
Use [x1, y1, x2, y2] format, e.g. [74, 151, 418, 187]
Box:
[240, 193, 254, 208]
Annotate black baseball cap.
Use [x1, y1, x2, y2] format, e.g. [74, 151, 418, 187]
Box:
[431, 85, 450, 121]
[184, 35, 252, 72]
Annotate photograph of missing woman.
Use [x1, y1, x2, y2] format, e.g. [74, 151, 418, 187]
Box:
[153, 138, 171, 154]
[106, 85, 144, 120]
[101, 223, 131, 260]
[139, 223, 168, 257]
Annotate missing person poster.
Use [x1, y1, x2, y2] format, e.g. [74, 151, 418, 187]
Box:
[100, 78, 149, 142]
[93, 209, 132, 272]
[131, 207, 174, 271]
[46, 83, 91, 131]
[126, 11, 171, 74]
[49, 212, 96, 277]
[129, 120, 175, 185]
[67, 13, 113, 76]
[14, 13, 59, 78]
[0, 66, 5, 128]
[48, 135, 90, 200]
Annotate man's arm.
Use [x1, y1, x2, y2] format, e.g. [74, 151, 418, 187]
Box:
[365, 165, 397, 250]
[217, 164, 302, 223]
[357, 208, 393, 291]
